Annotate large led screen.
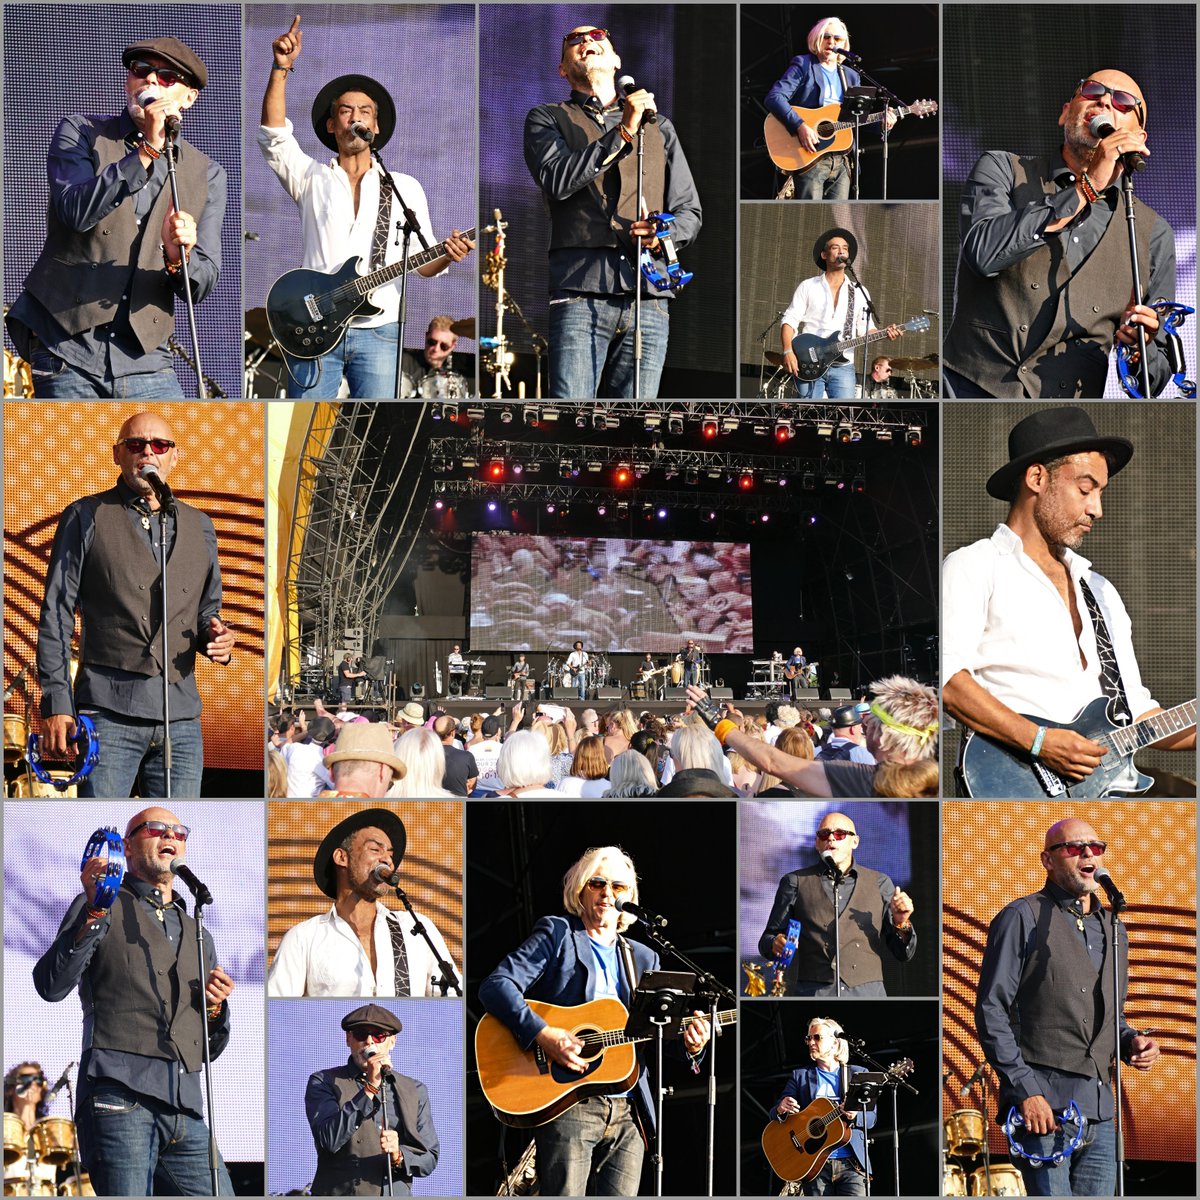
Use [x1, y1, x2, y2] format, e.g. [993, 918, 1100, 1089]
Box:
[470, 534, 752, 652]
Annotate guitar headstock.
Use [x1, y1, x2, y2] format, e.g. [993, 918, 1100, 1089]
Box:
[906, 100, 938, 119]
[888, 1057, 916, 1081]
[904, 316, 931, 334]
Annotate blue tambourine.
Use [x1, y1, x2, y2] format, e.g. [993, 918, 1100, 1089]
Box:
[27, 713, 100, 792]
[1003, 1099, 1087, 1165]
[1118, 300, 1197, 399]
[80, 827, 125, 910]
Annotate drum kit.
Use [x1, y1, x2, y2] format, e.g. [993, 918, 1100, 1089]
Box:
[4, 1114, 93, 1197]
[943, 1108, 1026, 1197]
[884, 355, 940, 399]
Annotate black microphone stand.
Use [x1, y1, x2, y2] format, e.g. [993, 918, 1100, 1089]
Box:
[1108, 891, 1128, 1196]
[371, 145, 431, 400]
[851, 67, 902, 201]
[387, 881, 461, 995]
[633, 121, 646, 400]
[828, 863, 844, 997]
[845, 261, 880, 399]
[162, 118, 207, 399]
[1119, 168, 1153, 399]
[188, 876, 221, 1194]
[153, 494, 175, 799]
[847, 1041, 917, 1197]
[379, 1065, 396, 1197]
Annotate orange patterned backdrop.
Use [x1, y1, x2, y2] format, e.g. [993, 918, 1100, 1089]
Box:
[943, 800, 1196, 1163]
[3, 402, 265, 775]
[266, 800, 463, 972]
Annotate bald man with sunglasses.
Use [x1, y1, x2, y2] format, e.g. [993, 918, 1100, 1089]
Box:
[757, 812, 916, 997]
[35, 412, 234, 797]
[944, 70, 1176, 398]
[974, 817, 1159, 1196]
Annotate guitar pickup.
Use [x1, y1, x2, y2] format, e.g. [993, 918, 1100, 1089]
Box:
[303, 293, 323, 321]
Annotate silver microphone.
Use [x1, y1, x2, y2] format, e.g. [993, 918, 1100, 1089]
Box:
[351, 121, 375, 144]
[1088, 115, 1144, 171]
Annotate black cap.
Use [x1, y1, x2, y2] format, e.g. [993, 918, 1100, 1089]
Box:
[340, 1003, 402, 1035]
[812, 227, 858, 270]
[311, 74, 396, 152]
[986, 407, 1134, 501]
[122, 37, 208, 89]
[313, 808, 407, 899]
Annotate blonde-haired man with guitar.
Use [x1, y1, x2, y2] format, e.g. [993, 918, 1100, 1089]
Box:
[477, 845, 710, 1195]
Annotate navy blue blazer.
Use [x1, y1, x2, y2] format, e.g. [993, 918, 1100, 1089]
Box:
[773, 1064, 875, 1171]
[765, 54, 862, 133]
[479, 914, 700, 1137]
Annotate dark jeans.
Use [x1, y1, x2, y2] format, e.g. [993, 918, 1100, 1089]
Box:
[533, 1096, 644, 1196]
[30, 347, 185, 398]
[79, 711, 204, 798]
[804, 1157, 867, 1196]
[1015, 1118, 1115, 1197]
[549, 293, 670, 398]
[76, 1082, 233, 1196]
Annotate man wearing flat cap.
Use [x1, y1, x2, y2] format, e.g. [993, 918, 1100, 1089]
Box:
[6, 37, 226, 397]
[779, 227, 903, 398]
[258, 14, 473, 398]
[306, 1003, 440, 1195]
[943, 407, 1194, 795]
[268, 807, 459, 997]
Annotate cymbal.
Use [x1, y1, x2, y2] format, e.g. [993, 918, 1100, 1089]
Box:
[888, 356, 938, 372]
[245, 308, 275, 349]
[449, 317, 476, 339]
[765, 350, 787, 366]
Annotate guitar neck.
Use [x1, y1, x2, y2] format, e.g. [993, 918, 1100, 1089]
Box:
[832, 325, 894, 357]
[1104, 698, 1197, 757]
[354, 227, 476, 295]
[828, 109, 889, 135]
[598, 1008, 738, 1050]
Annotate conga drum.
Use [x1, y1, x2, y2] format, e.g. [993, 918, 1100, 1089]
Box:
[670, 661, 683, 685]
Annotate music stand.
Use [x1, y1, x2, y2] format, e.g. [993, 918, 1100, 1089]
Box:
[844, 1072, 886, 1197]
[837, 87, 879, 201]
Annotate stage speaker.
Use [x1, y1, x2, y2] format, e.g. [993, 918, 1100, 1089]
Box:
[709, 687, 733, 699]
[552, 688, 579, 700]
[485, 686, 511, 699]
[597, 687, 623, 701]
[828, 687, 852, 700]
[796, 688, 820, 700]
[664, 688, 688, 702]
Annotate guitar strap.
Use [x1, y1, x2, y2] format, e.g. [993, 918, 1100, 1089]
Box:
[1078, 577, 1132, 725]
[387, 910, 412, 996]
[370, 170, 394, 271]
[839, 282, 856, 361]
[616, 935, 640, 1002]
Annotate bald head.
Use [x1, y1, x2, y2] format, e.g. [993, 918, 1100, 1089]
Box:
[1041, 816, 1106, 901]
[112, 411, 179, 503]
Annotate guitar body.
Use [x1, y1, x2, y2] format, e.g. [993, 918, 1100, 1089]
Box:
[266, 257, 379, 359]
[762, 1097, 851, 1183]
[783, 664, 804, 681]
[791, 331, 848, 382]
[476, 997, 639, 1128]
[958, 696, 1152, 799]
[764, 103, 853, 173]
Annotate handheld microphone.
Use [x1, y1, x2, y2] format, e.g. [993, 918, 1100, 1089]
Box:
[138, 464, 174, 507]
[45, 1063, 76, 1103]
[1093, 866, 1126, 909]
[1088, 115, 1145, 172]
[136, 88, 157, 108]
[351, 121, 376, 144]
[616, 75, 657, 123]
[164, 113, 182, 137]
[614, 898, 668, 928]
[960, 1061, 986, 1097]
[169, 859, 213, 907]
[372, 863, 401, 888]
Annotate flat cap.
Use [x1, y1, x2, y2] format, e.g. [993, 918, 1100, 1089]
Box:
[340, 1003, 403, 1034]
[122, 37, 208, 89]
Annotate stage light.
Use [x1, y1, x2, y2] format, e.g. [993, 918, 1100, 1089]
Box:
[700, 509, 715, 524]
[560, 457, 574, 479]
[774, 420, 793, 442]
[487, 457, 505, 480]
[487, 499, 499, 512]
[586, 460, 602, 473]
[644, 415, 661, 431]
[512, 462, 523, 476]
[597, 504, 607, 516]
[523, 404, 539, 426]
[430, 404, 443, 420]
[656, 507, 668, 519]
[467, 406, 486, 421]
[907, 425, 923, 446]
[802, 471, 817, 490]
[816, 423, 833, 439]
[433, 499, 444, 510]
[875, 428, 893, 442]
[807, 513, 818, 526]
[852, 473, 866, 493]
[617, 501, 629, 517]
[411, 683, 424, 699]
[499, 407, 513, 424]
[739, 471, 754, 490]
[701, 415, 718, 438]
[432, 456, 448, 472]
[443, 403, 459, 421]
[576, 412, 588, 428]
[461, 453, 478, 468]
[685, 467, 699, 485]
[836, 421, 853, 443]
[592, 408, 607, 429]
[541, 407, 560, 421]
[615, 463, 632, 485]
[633, 458, 650, 477]
[668, 413, 684, 435]
[721, 417, 740, 433]
[546, 502, 556, 513]
[760, 513, 771, 522]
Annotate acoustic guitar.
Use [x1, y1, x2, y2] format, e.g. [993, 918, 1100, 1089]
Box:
[476, 997, 737, 1128]
[762, 1058, 914, 1184]
[764, 100, 938, 174]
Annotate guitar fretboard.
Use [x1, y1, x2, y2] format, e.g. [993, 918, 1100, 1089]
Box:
[351, 227, 477, 297]
[576, 1008, 738, 1048]
[1102, 698, 1197, 757]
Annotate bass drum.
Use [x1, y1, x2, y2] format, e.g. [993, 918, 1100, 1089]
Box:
[419, 370, 469, 398]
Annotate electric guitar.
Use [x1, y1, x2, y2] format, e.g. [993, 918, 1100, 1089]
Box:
[762, 1058, 914, 1184]
[792, 316, 929, 382]
[957, 695, 1197, 798]
[265, 227, 477, 360]
[476, 997, 737, 1128]
[764, 99, 938, 173]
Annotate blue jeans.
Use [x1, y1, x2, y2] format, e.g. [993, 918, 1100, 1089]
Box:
[1015, 1117, 1116, 1197]
[80, 711, 204, 798]
[285, 322, 403, 398]
[76, 1083, 233, 1197]
[683, 663, 700, 688]
[804, 1156, 867, 1196]
[30, 348, 184, 398]
[549, 294, 669, 398]
[793, 154, 851, 201]
[533, 1096, 644, 1196]
[795, 359, 856, 398]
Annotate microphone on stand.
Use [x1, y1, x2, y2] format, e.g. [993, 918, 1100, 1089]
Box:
[138, 464, 175, 508]
[372, 863, 402, 888]
[616, 75, 657, 123]
[45, 1062, 77, 1103]
[615, 898, 668, 928]
[351, 121, 376, 144]
[1089, 115, 1145, 172]
[169, 860, 213, 907]
[960, 1061, 987, 1097]
[821, 850, 844, 882]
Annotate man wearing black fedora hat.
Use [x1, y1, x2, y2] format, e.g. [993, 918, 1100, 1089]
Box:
[258, 14, 473, 398]
[943, 407, 1194, 791]
[6, 36, 226, 398]
[816, 705, 877, 765]
[779, 227, 903, 397]
[306, 1003, 440, 1195]
[268, 807, 459, 997]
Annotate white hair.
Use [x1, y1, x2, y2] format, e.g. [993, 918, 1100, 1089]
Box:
[497, 730, 553, 790]
[669, 724, 726, 775]
[602, 750, 659, 797]
[806, 16, 850, 55]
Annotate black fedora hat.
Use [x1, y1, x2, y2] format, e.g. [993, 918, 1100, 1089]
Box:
[812, 227, 858, 271]
[313, 807, 407, 899]
[310, 74, 396, 153]
[986, 407, 1134, 500]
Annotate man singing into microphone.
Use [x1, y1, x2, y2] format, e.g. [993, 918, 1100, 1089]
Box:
[524, 25, 702, 398]
[975, 817, 1159, 1196]
[478, 844, 710, 1195]
[33, 807, 236, 1197]
[5, 37, 225, 398]
[757, 812, 915, 996]
[944, 70, 1175, 397]
[268, 808, 459, 997]
[306, 1004, 440, 1196]
[35, 412, 233, 798]
[258, 15, 474, 398]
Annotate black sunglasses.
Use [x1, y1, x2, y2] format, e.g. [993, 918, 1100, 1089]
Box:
[116, 437, 176, 454]
[127, 59, 193, 89]
[1075, 79, 1144, 125]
